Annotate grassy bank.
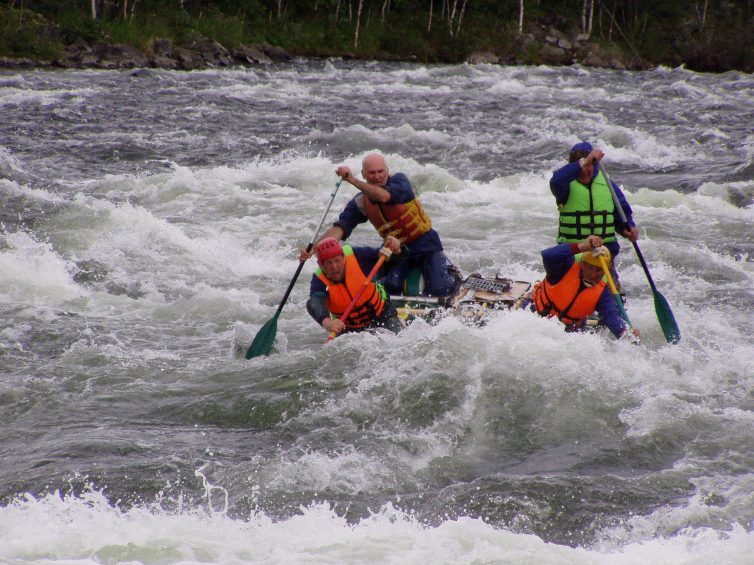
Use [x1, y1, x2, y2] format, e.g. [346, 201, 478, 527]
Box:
[2, 1, 752, 72]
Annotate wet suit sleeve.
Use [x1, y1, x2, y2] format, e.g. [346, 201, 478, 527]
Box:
[610, 180, 636, 232]
[307, 275, 330, 325]
[385, 173, 415, 204]
[333, 196, 368, 240]
[549, 162, 582, 206]
[541, 243, 578, 284]
[595, 287, 627, 338]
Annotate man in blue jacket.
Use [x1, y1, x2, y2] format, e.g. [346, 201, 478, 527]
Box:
[532, 234, 640, 340]
[550, 142, 639, 280]
[302, 154, 460, 298]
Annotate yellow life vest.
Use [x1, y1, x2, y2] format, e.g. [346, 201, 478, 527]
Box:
[363, 196, 432, 245]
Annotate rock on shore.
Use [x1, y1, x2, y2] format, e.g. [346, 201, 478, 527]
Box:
[467, 25, 652, 71]
[0, 25, 650, 72]
[0, 36, 291, 71]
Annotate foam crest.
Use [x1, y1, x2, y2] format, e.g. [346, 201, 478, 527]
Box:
[0, 230, 83, 305]
[1, 176, 69, 204]
[203, 81, 319, 104]
[267, 448, 404, 494]
[595, 128, 694, 169]
[0, 146, 24, 174]
[486, 78, 529, 95]
[0, 85, 98, 107]
[1, 490, 751, 564]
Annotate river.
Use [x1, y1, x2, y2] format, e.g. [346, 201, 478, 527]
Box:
[1, 60, 752, 563]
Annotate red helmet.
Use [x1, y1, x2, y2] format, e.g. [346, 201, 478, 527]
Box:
[315, 238, 343, 264]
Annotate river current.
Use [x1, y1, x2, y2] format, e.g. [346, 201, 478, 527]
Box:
[1, 60, 752, 563]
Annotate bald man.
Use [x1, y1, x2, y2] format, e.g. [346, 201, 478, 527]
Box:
[307, 153, 459, 298]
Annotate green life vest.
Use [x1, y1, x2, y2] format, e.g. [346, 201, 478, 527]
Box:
[557, 171, 616, 244]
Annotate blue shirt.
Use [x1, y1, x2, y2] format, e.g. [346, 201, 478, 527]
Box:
[541, 243, 627, 338]
[549, 162, 635, 256]
[333, 173, 443, 256]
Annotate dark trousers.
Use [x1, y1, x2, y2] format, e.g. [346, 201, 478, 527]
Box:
[382, 251, 459, 297]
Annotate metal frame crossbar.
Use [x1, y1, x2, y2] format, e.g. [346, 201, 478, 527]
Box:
[462, 276, 512, 294]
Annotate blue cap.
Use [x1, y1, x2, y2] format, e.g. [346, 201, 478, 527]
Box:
[570, 141, 593, 153]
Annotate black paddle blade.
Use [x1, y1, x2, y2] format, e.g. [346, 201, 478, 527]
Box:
[653, 291, 680, 344]
[245, 316, 278, 359]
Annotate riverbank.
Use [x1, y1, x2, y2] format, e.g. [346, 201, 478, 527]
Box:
[0, 27, 651, 74]
[1, 4, 751, 73]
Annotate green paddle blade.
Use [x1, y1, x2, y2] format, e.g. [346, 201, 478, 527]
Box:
[653, 291, 680, 344]
[245, 316, 278, 359]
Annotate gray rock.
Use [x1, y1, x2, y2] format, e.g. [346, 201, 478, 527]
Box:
[257, 43, 291, 62]
[541, 44, 571, 65]
[151, 38, 174, 57]
[150, 54, 179, 70]
[174, 47, 204, 70]
[128, 68, 157, 78]
[0, 57, 36, 69]
[232, 44, 273, 65]
[99, 43, 150, 68]
[66, 37, 93, 55]
[467, 51, 499, 64]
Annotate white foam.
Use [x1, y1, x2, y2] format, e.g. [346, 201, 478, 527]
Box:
[1, 490, 751, 564]
[0, 230, 83, 305]
[0, 86, 98, 107]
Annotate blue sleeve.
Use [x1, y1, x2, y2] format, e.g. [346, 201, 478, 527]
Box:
[308, 275, 329, 325]
[385, 173, 415, 204]
[549, 162, 581, 206]
[596, 288, 627, 338]
[541, 243, 576, 283]
[610, 181, 636, 230]
[333, 196, 368, 240]
[306, 292, 329, 325]
[309, 273, 326, 296]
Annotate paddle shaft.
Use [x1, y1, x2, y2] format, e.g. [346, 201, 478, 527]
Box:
[327, 251, 389, 341]
[597, 161, 629, 225]
[598, 161, 662, 290]
[598, 254, 633, 329]
[597, 161, 680, 343]
[271, 179, 343, 318]
[245, 179, 343, 359]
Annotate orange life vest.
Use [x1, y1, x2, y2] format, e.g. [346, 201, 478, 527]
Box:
[363, 196, 432, 245]
[532, 260, 605, 327]
[316, 245, 386, 329]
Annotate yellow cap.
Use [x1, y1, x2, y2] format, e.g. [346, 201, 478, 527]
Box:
[581, 247, 611, 267]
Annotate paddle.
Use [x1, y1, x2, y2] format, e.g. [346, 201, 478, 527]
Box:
[245, 179, 344, 359]
[326, 247, 391, 342]
[597, 161, 681, 343]
[598, 254, 633, 330]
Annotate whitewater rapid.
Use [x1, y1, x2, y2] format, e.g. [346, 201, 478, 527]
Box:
[1, 60, 752, 563]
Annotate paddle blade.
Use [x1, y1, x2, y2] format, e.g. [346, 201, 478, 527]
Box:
[653, 291, 681, 344]
[245, 316, 278, 359]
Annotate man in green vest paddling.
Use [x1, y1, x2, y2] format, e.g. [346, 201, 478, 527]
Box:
[550, 141, 639, 284]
